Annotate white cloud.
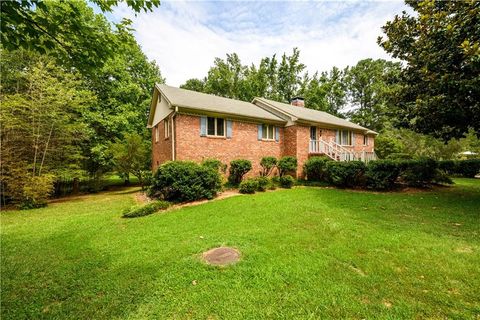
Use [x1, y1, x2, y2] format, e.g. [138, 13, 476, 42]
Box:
[111, 1, 407, 86]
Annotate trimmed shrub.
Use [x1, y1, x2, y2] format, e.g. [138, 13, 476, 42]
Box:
[149, 161, 222, 202]
[228, 159, 252, 185]
[239, 179, 258, 194]
[365, 160, 401, 190]
[387, 153, 413, 160]
[399, 158, 439, 187]
[201, 158, 227, 173]
[279, 175, 295, 188]
[303, 157, 330, 181]
[122, 200, 170, 218]
[278, 156, 297, 177]
[325, 161, 366, 188]
[270, 176, 279, 190]
[260, 156, 277, 176]
[255, 176, 270, 191]
[455, 159, 480, 178]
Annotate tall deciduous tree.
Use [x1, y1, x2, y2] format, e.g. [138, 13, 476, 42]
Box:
[0, 0, 160, 74]
[378, 0, 480, 140]
[299, 67, 347, 117]
[1, 53, 94, 206]
[344, 59, 401, 132]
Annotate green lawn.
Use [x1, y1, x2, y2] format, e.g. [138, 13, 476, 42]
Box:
[1, 179, 479, 319]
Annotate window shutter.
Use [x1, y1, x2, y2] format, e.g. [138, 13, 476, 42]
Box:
[336, 130, 340, 144]
[352, 132, 355, 146]
[275, 127, 280, 142]
[257, 124, 263, 140]
[200, 116, 207, 136]
[226, 120, 233, 138]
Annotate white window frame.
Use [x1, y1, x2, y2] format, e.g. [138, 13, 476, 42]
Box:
[207, 117, 226, 137]
[262, 124, 275, 141]
[164, 118, 170, 139]
[363, 134, 368, 146]
[155, 125, 159, 143]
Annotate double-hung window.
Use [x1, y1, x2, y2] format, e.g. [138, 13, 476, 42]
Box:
[337, 129, 352, 146]
[262, 124, 275, 140]
[363, 134, 368, 146]
[207, 117, 225, 137]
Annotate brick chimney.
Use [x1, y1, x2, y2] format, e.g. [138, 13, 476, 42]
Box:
[290, 97, 305, 107]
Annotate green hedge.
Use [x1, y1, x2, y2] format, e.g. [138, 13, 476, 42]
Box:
[303, 157, 330, 181]
[201, 158, 227, 173]
[438, 159, 480, 178]
[325, 161, 366, 188]
[149, 161, 222, 202]
[122, 200, 170, 218]
[365, 160, 401, 190]
[399, 158, 440, 187]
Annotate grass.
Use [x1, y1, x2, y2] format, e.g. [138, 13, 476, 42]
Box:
[1, 179, 479, 319]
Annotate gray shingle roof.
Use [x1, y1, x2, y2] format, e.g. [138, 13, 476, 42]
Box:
[157, 84, 285, 122]
[156, 84, 376, 133]
[254, 97, 373, 132]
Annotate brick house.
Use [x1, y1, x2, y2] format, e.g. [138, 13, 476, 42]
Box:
[147, 84, 377, 177]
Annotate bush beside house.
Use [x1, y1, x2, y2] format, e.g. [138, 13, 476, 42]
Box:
[277, 156, 298, 177]
[303, 157, 330, 181]
[149, 161, 222, 202]
[325, 161, 367, 188]
[228, 159, 252, 185]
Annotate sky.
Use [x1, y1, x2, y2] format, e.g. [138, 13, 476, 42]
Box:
[107, 1, 408, 86]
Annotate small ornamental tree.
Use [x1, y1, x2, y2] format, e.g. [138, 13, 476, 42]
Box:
[228, 159, 252, 185]
[277, 156, 297, 177]
[260, 156, 277, 176]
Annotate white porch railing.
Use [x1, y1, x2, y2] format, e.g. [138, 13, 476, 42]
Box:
[309, 139, 377, 163]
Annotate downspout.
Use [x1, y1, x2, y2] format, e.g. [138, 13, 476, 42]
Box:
[171, 107, 178, 161]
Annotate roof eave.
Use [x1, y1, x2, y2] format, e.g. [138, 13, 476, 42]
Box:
[175, 105, 287, 125]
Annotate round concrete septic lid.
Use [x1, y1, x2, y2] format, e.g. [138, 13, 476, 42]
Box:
[203, 247, 240, 266]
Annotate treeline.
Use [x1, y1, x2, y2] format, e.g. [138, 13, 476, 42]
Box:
[181, 51, 400, 133]
[1, 1, 163, 208]
[180, 50, 479, 160]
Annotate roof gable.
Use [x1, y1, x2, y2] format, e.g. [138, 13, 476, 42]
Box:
[253, 97, 376, 133]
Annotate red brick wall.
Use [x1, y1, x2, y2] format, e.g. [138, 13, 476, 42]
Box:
[174, 114, 283, 177]
[151, 114, 376, 177]
[152, 117, 172, 171]
[281, 125, 309, 178]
